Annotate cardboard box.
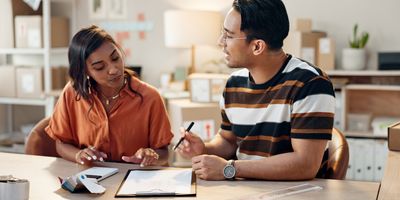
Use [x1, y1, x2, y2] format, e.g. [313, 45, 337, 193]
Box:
[51, 66, 68, 90]
[16, 67, 44, 98]
[168, 99, 221, 144]
[168, 98, 221, 166]
[0, 66, 17, 97]
[294, 18, 312, 32]
[15, 15, 69, 48]
[51, 17, 70, 47]
[388, 122, 400, 151]
[189, 73, 229, 103]
[283, 31, 327, 65]
[317, 38, 336, 71]
[0, 0, 14, 48]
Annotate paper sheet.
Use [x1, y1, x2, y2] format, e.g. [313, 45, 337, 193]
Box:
[117, 168, 192, 195]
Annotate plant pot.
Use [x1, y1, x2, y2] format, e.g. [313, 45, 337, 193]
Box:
[342, 48, 366, 70]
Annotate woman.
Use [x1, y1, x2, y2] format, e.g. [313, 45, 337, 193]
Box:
[45, 25, 173, 166]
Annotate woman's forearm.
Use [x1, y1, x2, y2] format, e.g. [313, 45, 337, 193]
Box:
[55, 140, 81, 163]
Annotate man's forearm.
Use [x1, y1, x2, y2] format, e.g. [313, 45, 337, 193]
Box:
[204, 134, 236, 159]
[234, 152, 320, 180]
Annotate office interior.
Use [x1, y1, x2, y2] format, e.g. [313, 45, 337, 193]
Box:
[0, 0, 399, 199]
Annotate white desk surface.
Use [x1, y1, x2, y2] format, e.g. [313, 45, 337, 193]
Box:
[0, 152, 380, 200]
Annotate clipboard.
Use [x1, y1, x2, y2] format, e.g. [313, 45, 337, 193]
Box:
[115, 168, 196, 197]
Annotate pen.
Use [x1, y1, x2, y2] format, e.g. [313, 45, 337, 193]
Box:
[173, 122, 195, 151]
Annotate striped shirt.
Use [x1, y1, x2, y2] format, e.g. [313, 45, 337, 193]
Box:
[220, 55, 335, 176]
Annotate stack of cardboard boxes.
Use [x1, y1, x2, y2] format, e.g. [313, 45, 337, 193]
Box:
[0, 0, 70, 99]
[168, 73, 229, 166]
[0, 66, 68, 98]
[283, 18, 335, 71]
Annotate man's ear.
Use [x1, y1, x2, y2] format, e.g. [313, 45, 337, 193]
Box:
[252, 39, 267, 55]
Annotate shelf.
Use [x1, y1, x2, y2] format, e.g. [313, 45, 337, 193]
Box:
[0, 97, 47, 106]
[0, 47, 68, 55]
[345, 84, 400, 91]
[0, 144, 25, 154]
[345, 130, 387, 139]
[327, 70, 400, 76]
[0, 48, 45, 55]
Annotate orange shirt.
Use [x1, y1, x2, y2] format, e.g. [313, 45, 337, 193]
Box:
[45, 76, 173, 161]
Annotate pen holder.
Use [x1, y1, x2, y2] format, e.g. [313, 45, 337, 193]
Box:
[0, 175, 29, 200]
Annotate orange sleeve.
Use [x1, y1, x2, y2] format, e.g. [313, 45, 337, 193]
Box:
[148, 90, 173, 149]
[45, 83, 76, 145]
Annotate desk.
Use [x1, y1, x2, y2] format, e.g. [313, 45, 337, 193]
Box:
[377, 151, 400, 200]
[0, 152, 379, 200]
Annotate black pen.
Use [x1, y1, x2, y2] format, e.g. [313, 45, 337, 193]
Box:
[173, 122, 194, 151]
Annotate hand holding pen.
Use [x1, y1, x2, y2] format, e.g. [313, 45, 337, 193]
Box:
[175, 122, 206, 159]
[173, 122, 195, 151]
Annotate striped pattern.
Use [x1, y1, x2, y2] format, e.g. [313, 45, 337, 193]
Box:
[220, 55, 335, 176]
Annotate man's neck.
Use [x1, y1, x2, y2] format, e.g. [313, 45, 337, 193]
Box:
[248, 50, 287, 84]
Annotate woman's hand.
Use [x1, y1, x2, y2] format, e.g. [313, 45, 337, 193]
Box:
[75, 146, 108, 165]
[121, 148, 160, 167]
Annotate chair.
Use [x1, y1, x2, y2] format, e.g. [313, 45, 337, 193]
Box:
[325, 128, 349, 179]
[25, 117, 59, 157]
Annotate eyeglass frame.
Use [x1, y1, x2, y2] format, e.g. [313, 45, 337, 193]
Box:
[220, 29, 247, 44]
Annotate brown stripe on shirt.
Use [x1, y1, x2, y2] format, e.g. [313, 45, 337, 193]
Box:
[238, 135, 290, 142]
[292, 112, 335, 118]
[291, 128, 333, 134]
[239, 149, 272, 157]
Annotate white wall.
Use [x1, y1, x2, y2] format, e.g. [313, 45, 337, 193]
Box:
[72, 0, 400, 86]
[284, 0, 400, 70]
[74, 0, 231, 87]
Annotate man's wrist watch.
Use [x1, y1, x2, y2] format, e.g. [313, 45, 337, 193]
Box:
[223, 160, 236, 180]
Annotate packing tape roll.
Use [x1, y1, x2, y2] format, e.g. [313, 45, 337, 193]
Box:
[0, 175, 29, 200]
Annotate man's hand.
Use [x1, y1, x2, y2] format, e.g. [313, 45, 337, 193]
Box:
[192, 155, 228, 180]
[176, 127, 206, 159]
[122, 148, 159, 167]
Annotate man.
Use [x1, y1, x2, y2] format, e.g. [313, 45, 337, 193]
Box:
[177, 0, 335, 180]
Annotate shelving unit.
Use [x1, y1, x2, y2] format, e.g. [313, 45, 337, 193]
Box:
[328, 70, 400, 182]
[0, 0, 75, 152]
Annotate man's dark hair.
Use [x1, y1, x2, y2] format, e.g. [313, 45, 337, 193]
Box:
[232, 0, 289, 50]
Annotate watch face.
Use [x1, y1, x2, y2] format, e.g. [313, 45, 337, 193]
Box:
[223, 165, 235, 179]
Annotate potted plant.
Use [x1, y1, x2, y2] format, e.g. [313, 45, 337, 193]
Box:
[342, 24, 369, 70]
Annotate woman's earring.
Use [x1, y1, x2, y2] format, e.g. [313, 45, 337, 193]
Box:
[87, 75, 92, 94]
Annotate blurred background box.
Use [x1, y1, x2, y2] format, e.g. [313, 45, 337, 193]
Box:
[16, 67, 43, 98]
[372, 117, 400, 136]
[347, 113, 372, 132]
[189, 73, 229, 103]
[0, 0, 14, 48]
[51, 66, 68, 90]
[168, 98, 221, 167]
[0, 66, 17, 97]
[317, 38, 335, 71]
[294, 18, 312, 32]
[283, 31, 327, 65]
[388, 122, 400, 151]
[15, 15, 69, 48]
[173, 67, 188, 82]
[168, 99, 221, 144]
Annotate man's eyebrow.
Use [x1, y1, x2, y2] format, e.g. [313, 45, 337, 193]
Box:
[224, 27, 234, 34]
[110, 49, 117, 57]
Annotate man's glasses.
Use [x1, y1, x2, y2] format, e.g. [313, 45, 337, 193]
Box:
[220, 29, 247, 43]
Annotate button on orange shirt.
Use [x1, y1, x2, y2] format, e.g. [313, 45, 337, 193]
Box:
[45, 76, 173, 161]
